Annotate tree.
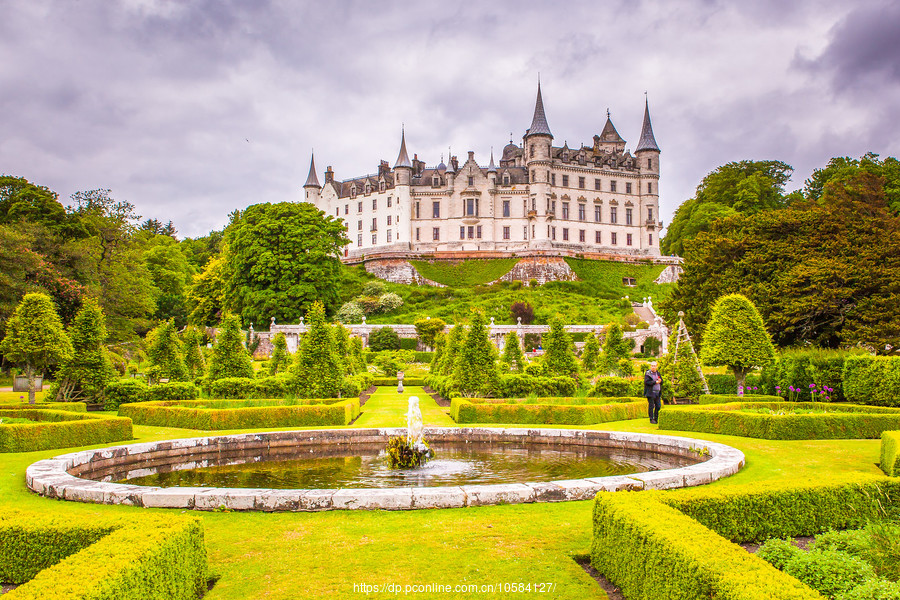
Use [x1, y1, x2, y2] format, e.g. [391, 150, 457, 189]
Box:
[510, 301, 534, 324]
[430, 332, 446, 373]
[662, 160, 795, 255]
[501, 332, 525, 372]
[292, 302, 342, 398]
[224, 202, 349, 325]
[581, 331, 601, 371]
[658, 331, 704, 402]
[267, 332, 289, 376]
[182, 326, 206, 379]
[805, 153, 900, 214]
[143, 236, 195, 327]
[147, 319, 188, 382]
[599, 323, 631, 375]
[332, 324, 354, 375]
[542, 316, 578, 377]
[0, 293, 72, 403]
[452, 311, 499, 396]
[348, 336, 366, 374]
[208, 314, 254, 381]
[439, 324, 467, 376]
[54, 297, 113, 402]
[369, 327, 400, 351]
[414, 317, 446, 351]
[186, 255, 227, 327]
[700, 294, 775, 392]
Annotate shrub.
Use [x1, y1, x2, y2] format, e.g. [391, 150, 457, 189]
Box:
[104, 379, 149, 410]
[399, 337, 418, 350]
[510, 301, 534, 324]
[336, 301, 364, 324]
[120, 398, 359, 429]
[784, 549, 874, 598]
[452, 311, 499, 397]
[147, 319, 189, 382]
[378, 292, 403, 313]
[839, 579, 900, 600]
[414, 317, 446, 350]
[590, 376, 633, 397]
[497, 374, 577, 398]
[362, 281, 386, 297]
[208, 314, 254, 381]
[767, 348, 859, 401]
[542, 316, 578, 377]
[757, 538, 803, 571]
[181, 326, 206, 379]
[144, 382, 198, 402]
[811, 528, 871, 556]
[451, 397, 644, 425]
[207, 377, 258, 399]
[267, 332, 290, 376]
[865, 520, 900, 582]
[581, 332, 600, 371]
[844, 355, 900, 407]
[699, 394, 782, 404]
[369, 327, 401, 351]
[0, 409, 133, 452]
[882, 431, 900, 476]
[501, 332, 526, 373]
[706, 373, 739, 395]
[293, 302, 343, 398]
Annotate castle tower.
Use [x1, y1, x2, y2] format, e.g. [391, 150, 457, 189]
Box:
[392, 128, 414, 249]
[525, 81, 553, 247]
[635, 97, 661, 252]
[303, 152, 321, 203]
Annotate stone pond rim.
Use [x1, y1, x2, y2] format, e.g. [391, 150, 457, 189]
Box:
[25, 428, 745, 511]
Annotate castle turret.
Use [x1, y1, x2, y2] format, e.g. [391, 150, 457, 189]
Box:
[392, 128, 414, 250]
[393, 128, 413, 186]
[635, 97, 661, 254]
[487, 148, 497, 187]
[303, 152, 321, 204]
[524, 81, 553, 247]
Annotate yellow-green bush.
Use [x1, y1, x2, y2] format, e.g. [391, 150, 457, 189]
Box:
[119, 398, 360, 429]
[0, 409, 133, 452]
[450, 398, 644, 424]
[591, 477, 900, 600]
[462, 396, 642, 406]
[0, 510, 207, 599]
[0, 402, 86, 412]
[659, 402, 900, 439]
[882, 431, 900, 476]
[843, 355, 900, 407]
[698, 394, 781, 404]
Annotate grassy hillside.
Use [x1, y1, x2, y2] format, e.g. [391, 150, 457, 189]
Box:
[336, 259, 674, 326]
[409, 258, 519, 286]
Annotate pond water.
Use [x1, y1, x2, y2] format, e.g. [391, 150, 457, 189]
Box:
[109, 441, 700, 489]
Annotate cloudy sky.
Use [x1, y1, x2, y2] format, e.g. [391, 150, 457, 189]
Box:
[2, 0, 899, 238]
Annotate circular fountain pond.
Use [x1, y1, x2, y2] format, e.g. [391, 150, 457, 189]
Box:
[26, 428, 745, 511]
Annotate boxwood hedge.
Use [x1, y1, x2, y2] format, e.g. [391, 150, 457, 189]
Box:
[0, 510, 207, 599]
[450, 397, 644, 425]
[843, 355, 900, 407]
[882, 431, 899, 476]
[658, 402, 900, 440]
[698, 394, 781, 404]
[0, 409, 133, 453]
[0, 402, 86, 412]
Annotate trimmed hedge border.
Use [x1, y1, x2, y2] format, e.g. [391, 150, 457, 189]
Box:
[882, 431, 899, 476]
[698, 394, 781, 404]
[462, 396, 642, 406]
[659, 402, 900, 440]
[0, 402, 86, 412]
[0, 510, 207, 599]
[372, 377, 426, 386]
[118, 398, 360, 430]
[451, 398, 645, 425]
[0, 409, 133, 453]
[591, 477, 900, 600]
[843, 355, 900, 407]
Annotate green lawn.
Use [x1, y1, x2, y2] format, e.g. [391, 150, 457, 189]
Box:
[0, 391, 884, 599]
[409, 258, 520, 286]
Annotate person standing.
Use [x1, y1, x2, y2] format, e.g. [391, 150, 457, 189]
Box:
[644, 362, 663, 424]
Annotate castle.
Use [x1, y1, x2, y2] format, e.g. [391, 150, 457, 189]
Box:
[302, 83, 663, 266]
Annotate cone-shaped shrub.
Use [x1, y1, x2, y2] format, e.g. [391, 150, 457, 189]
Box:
[293, 302, 343, 398]
[431, 332, 446, 373]
[332, 324, 353, 375]
[501, 332, 525, 373]
[148, 319, 188, 382]
[659, 330, 704, 402]
[440, 324, 466, 376]
[182, 326, 206, 379]
[267, 332, 289, 376]
[543, 316, 578, 377]
[55, 297, 113, 402]
[452, 311, 499, 396]
[581, 331, 601, 371]
[208, 314, 254, 381]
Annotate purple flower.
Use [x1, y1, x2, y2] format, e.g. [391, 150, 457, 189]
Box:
[809, 384, 815, 388]
[776, 386, 781, 390]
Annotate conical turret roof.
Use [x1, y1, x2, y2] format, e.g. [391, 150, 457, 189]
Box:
[600, 115, 625, 143]
[526, 81, 553, 138]
[394, 128, 412, 169]
[487, 149, 497, 172]
[303, 152, 320, 187]
[635, 98, 660, 153]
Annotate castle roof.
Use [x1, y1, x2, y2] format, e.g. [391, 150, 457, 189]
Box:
[599, 116, 625, 144]
[303, 153, 320, 187]
[525, 81, 553, 138]
[394, 129, 412, 169]
[635, 98, 660, 153]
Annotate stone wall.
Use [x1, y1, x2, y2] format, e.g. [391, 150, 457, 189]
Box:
[363, 258, 444, 286]
[492, 256, 576, 285]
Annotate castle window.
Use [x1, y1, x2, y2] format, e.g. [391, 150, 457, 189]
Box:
[351, 187, 357, 198]
[503, 173, 510, 185]
[371, 217, 377, 231]
[465, 198, 478, 216]
[578, 204, 586, 221]
[648, 207, 654, 221]
[372, 198, 377, 210]
[551, 226, 556, 240]
[562, 202, 569, 220]
[335, 208, 339, 216]
[468, 226, 474, 239]
[595, 178, 601, 191]
[468, 176, 474, 186]
[387, 215, 392, 226]
[611, 232, 618, 245]
[503, 200, 510, 217]
[610, 180, 617, 193]
[551, 173, 556, 186]
[578, 176, 585, 189]
[594, 206, 602, 222]
[380, 181, 386, 192]
[579, 229, 585, 242]
[530, 170, 535, 183]
[357, 233, 362, 246]
[387, 230, 392, 243]
[416, 228, 420, 241]
[562, 228, 569, 241]
[432, 175, 439, 187]
[627, 233, 633, 246]
[562, 175, 569, 187]
[546, 170, 550, 182]
[344, 204, 349, 215]
[551, 200, 557, 215]
[358, 201, 363, 213]
[648, 158, 653, 169]
[432, 201, 440, 218]
[387, 196, 392, 208]
[648, 182, 653, 194]
[626, 182, 632, 194]
[503, 226, 510, 240]
[365, 184, 371, 195]
[595, 231, 601, 244]
[530, 145, 535, 158]
[460, 227, 465, 240]
[358, 220, 363, 231]
[610, 207, 618, 224]
[415, 202, 420, 219]
[524, 225, 528, 238]
[649, 233, 653, 245]
[372, 233, 377, 244]
[476, 225, 482, 239]
[626, 208, 633, 225]
[433, 227, 440, 241]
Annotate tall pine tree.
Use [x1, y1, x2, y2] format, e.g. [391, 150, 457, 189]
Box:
[501, 332, 525, 373]
[292, 302, 343, 398]
[147, 319, 188, 382]
[267, 332, 290, 376]
[542, 316, 578, 377]
[452, 311, 499, 396]
[54, 297, 113, 402]
[208, 314, 254, 380]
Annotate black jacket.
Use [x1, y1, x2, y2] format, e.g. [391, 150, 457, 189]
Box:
[643, 370, 663, 397]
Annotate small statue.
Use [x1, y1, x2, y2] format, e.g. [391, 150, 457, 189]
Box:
[397, 370, 405, 393]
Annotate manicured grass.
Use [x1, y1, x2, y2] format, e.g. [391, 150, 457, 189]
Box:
[564, 258, 672, 301]
[409, 258, 520, 286]
[0, 390, 885, 599]
[0, 390, 47, 403]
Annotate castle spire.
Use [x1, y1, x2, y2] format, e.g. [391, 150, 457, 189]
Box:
[393, 127, 412, 169]
[487, 148, 497, 172]
[303, 152, 320, 187]
[526, 80, 553, 138]
[635, 96, 660, 153]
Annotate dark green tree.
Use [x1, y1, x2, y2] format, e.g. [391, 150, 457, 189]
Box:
[54, 297, 113, 402]
[542, 316, 578, 377]
[452, 311, 499, 396]
[439, 324, 466, 376]
[599, 323, 631, 375]
[368, 327, 400, 351]
[186, 255, 227, 327]
[501, 332, 525, 373]
[700, 294, 775, 392]
[658, 331, 704, 402]
[267, 332, 290, 376]
[0, 293, 72, 403]
[805, 153, 900, 214]
[293, 302, 342, 398]
[348, 336, 366, 374]
[581, 331, 601, 371]
[182, 326, 206, 379]
[332, 324, 354, 375]
[208, 314, 254, 381]
[147, 319, 188, 382]
[143, 236, 195, 327]
[224, 202, 349, 324]
[430, 332, 446, 373]
[414, 317, 446, 351]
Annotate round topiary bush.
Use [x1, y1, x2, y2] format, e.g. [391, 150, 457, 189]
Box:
[369, 327, 400, 351]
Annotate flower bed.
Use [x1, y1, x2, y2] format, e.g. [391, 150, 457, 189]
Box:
[0, 409, 132, 453]
[118, 398, 360, 430]
[658, 402, 900, 440]
[450, 397, 645, 425]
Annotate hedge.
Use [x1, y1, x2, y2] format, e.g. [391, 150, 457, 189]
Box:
[462, 396, 642, 406]
[589, 376, 634, 397]
[451, 398, 644, 425]
[658, 402, 900, 440]
[882, 431, 899, 477]
[119, 398, 360, 430]
[0, 409, 133, 453]
[764, 348, 860, 401]
[497, 374, 577, 398]
[0, 402, 86, 412]
[591, 477, 900, 600]
[104, 380, 197, 409]
[698, 394, 781, 404]
[372, 377, 426, 387]
[843, 355, 900, 407]
[204, 374, 372, 400]
[0, 510, 207, 599]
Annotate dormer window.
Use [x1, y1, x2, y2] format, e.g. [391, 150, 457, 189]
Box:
[503, 173, 510, 185]
[350, 186, 357, 198]
[365, 184, 371, 195]
[468, 176, 474, 186]
[432, 175, 440, 187]
[379, 181, 386, 192]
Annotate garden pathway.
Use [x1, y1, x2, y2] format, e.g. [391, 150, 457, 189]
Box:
[353, 386, 455, 428]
